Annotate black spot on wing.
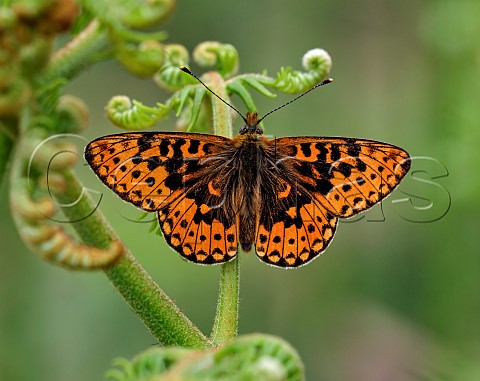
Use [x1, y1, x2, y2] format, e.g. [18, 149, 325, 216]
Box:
[171, 139, 186, 159]
[337, 162, 352, 177]
[137, 135, 153, 151]
[316, 179, 334, 195]
[147, 156, 162, 171]
[356, 158, 367, 172]
[330, 144, 340, 161]
[159, 140, 170, 156]
[346, 140, 361, 157]
[188, 140, 200, 154]
[300, 143, 312, 157]
[164, 173, 183, 190]
[315, 142, 329, 161]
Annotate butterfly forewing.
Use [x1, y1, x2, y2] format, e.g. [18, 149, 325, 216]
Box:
[84, 132, 240, 264]
[273, 137, 411, 218]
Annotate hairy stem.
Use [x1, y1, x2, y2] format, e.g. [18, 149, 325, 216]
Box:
[211, 257, 239, 344]
[43, 20, 110, 82]
[55, 170, 213, 349]
[205, 71, 240, 344]
[206, 71, 234, 138]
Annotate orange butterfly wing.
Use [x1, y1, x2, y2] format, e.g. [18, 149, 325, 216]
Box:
[254, 137, 410, 267]
[84, 132, 239, 264]
[255, 174, 338, 267]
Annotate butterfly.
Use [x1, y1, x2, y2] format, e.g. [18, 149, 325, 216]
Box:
[84, 107, 410, 268]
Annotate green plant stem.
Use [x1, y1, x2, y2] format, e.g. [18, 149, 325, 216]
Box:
[211, 257, 239, 344]
[43, 20, 110, 82]
[207, 71, 233, 138]
[205, 71, 239, 345]
[55, 170, 213, 349]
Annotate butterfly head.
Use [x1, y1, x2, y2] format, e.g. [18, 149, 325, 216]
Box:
[239, 111, 263, 135]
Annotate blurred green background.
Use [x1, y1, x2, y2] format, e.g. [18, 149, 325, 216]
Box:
[1, 0, 479, 380]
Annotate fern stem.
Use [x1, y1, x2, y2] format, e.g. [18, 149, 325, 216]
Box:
[55, 170, 213, 349]
[205, 71, 240, 344]
[43, 20, 110, 82]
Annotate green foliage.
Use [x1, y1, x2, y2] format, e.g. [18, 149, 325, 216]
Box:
[107, 42, 331, 133]
[107, 335, 304, 381]
[106, 347, 191, 381]
[0, 0, 335, 379]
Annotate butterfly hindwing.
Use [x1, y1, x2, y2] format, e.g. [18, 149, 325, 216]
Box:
[255, 175, 338, 267]
[157, 176, 239, 265]
[85, 132, 239, 263]
[272, 137, 411, 218]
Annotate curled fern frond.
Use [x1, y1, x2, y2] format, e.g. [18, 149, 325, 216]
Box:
[115, 40, 165, 77]
[106, 347, 193, 381]
[188, 334, 304, 381]
[109, 0, 175, 28]
[10, 137, 124, 270]
[25, 134, 78, 170]
[81, 0, 174, 29]
[10, 189, 56, 222]
[110, 26, 169, 44]
[273, 48, 332, 93]
[16, 222, 124, 270]
[106, 96, 169, 130]
[38, 171, 67, 194]
[193, 41, 239, 78]
[106, 334, 304, 381]
[154, 44, 193, 91]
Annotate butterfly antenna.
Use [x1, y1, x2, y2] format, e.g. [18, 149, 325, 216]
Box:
[257, 78, 333, 125]
[179, 66, 248, 124]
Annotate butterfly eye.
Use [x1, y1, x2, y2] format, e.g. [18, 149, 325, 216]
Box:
[239, 125, 248, 135]
[255, 126, 263, 135]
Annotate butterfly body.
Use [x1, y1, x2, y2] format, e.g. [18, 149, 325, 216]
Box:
[85, 112, 410, 268]
[229, 134, 272, 253]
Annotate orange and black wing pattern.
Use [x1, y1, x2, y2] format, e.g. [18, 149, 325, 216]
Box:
[84, 132, 239, 264]
[255, 173, 338, 267]
[254, 137, 410, 267]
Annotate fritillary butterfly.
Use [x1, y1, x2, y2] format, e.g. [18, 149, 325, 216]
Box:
[85, 73, 410, 268]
